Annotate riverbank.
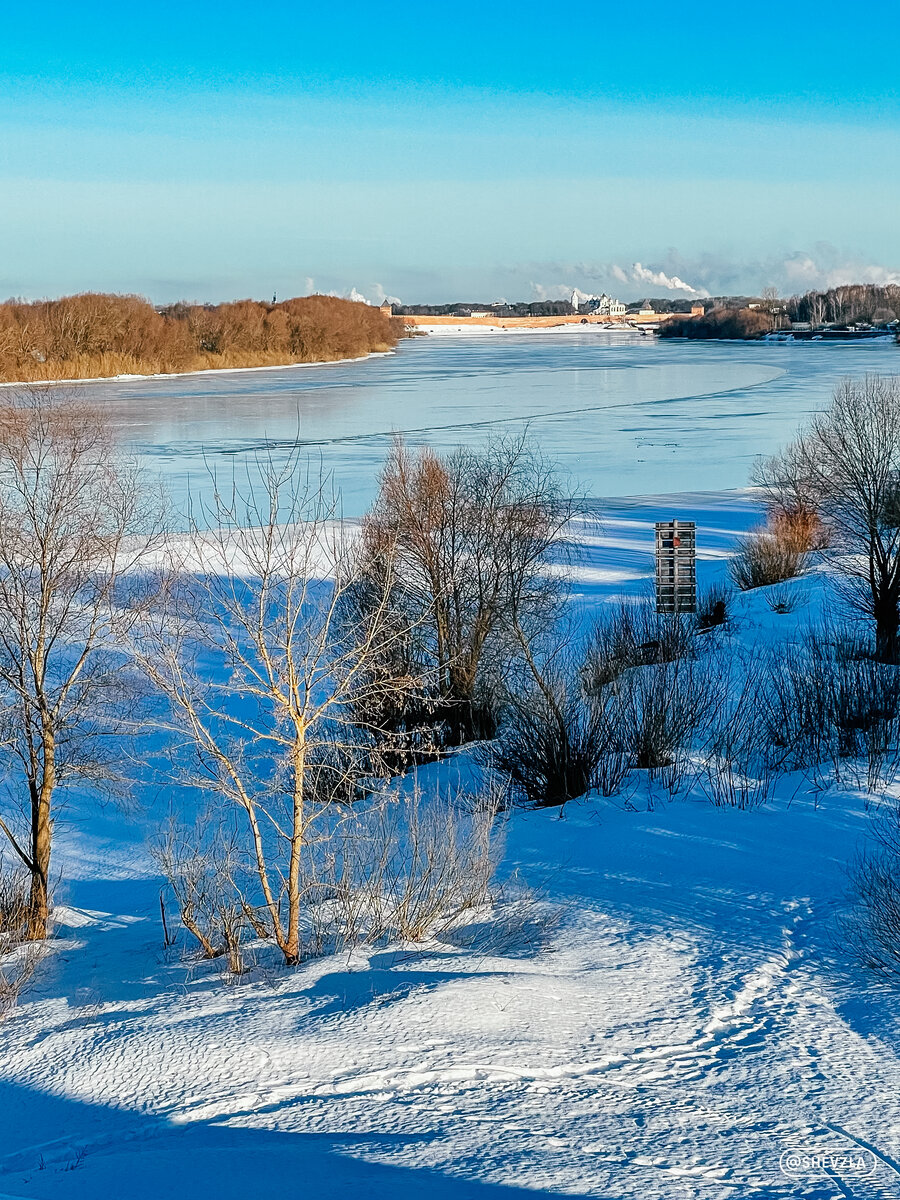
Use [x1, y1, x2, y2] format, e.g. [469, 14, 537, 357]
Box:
[0, 349, 397, 390]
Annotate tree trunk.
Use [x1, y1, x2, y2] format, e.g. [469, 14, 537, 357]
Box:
[283, 742, 305, 966]
[873, 595, 900, 664]
[27, 775, 53, 941]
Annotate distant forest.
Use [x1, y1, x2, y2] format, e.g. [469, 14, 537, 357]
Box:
[660, 284, 900, 340]
[0, 293, 404, 383]
[783, 283, 900, 326]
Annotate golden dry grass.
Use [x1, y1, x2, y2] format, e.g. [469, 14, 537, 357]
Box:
[0, 293, 403, 383]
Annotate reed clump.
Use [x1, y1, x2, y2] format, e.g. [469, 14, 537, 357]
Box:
[0, 292, 404, 382]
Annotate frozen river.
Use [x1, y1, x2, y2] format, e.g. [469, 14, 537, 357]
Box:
[77, 330, 899, 517]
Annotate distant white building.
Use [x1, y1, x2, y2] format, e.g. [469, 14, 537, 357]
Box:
[573, 291, 626, 316]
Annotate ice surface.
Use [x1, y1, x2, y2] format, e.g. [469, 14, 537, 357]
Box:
[71, 331, 900, 520]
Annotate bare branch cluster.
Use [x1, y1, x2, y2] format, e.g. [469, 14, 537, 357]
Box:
[755, 374, 900, 660]
[358, 433, 575, 747]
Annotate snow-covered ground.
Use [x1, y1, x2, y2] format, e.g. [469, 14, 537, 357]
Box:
[3, 491, 900, 1200]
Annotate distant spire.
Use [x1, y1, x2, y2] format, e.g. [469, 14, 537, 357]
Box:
[272, 292, 277, 305]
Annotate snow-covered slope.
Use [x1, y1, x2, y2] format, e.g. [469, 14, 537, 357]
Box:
[2, 491, 899, 1200]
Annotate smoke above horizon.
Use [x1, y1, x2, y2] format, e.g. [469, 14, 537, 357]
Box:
[522, 245, 900, 307]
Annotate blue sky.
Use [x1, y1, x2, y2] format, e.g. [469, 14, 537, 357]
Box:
[1, 1, 898, 303]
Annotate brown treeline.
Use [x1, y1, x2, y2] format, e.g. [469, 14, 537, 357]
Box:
[0, 292, 404, 382]
[659, 307, 774, 340]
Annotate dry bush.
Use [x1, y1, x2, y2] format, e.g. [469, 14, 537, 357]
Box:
[153, 812, 251, 974]
[696, 583, 731, 631]
[0, 862, 29, 943]
[764, 629, 900, 791]
[700, 653, 779, 808]
[583, 600, 695, 691]
[327, 784, 504, 947]
[158, 786, 504, 967]
[603, 650, 721, 790]
[728, 521, 811, 591]
[764, 583, 803, 614]
[769, 507, 826, 553]
[0, 292, 403, 382]
[0, 861, 44, 1015]
[437, 885, 562, 959]
[0, 943, 45, 1017]
[486, 662, 621, 808]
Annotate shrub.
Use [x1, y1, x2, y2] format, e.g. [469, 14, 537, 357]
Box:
[700, 653, 778, 808]
[331, 785, 504, 945]
[763, 629, 900, 790]
[696, 583, 730, 630]
[154, 812, 251, 973]
[487, 665, 624, 808]
[728, 522, 811, 591]
[769, 507, 826, 553]
[0, 861, 43, 1015]
[658, 307, 774, 340]
[764, 583, 801, 614]
[0, 863, 29, 944]
[606, 651, 720, 785]
[583, 600, 694, 692]
[157, 784, 505, 968]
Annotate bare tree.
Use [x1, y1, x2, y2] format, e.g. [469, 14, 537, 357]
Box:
[808, 292, 827, 328]
[755, 375, 900, 661]
[0, 390, 158, 939]
[142, 456, 418, 966]
[361, 434, 573, 744]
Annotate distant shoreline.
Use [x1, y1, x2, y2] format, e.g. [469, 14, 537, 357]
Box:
[410, 321, 647, 337]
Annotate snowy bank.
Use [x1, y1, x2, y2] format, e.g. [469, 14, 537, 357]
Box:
[2, 489, 899, 1200]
